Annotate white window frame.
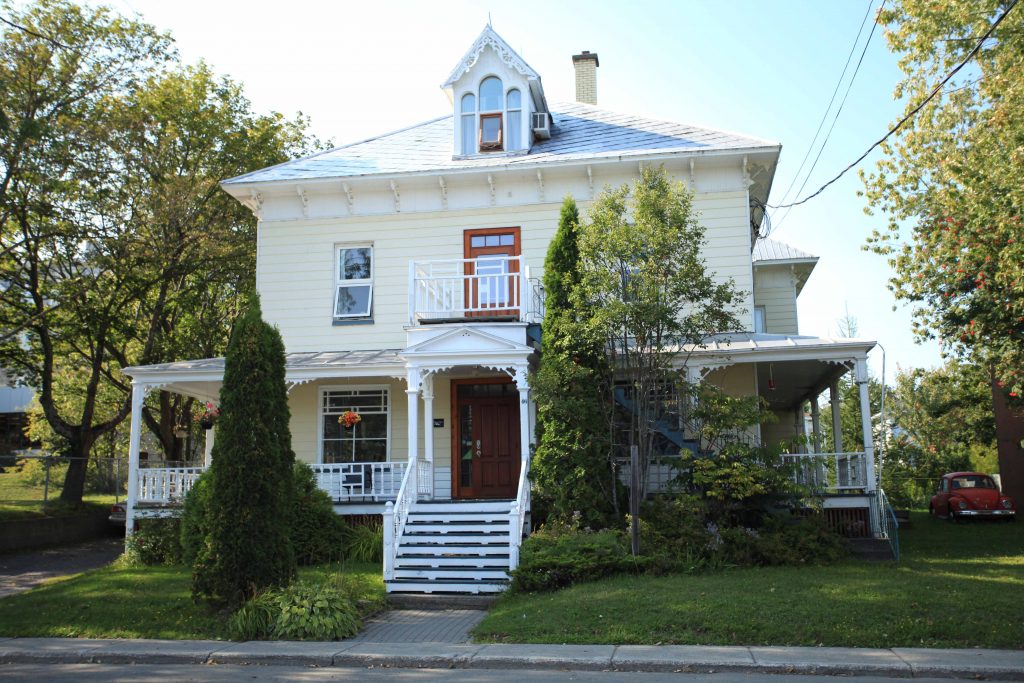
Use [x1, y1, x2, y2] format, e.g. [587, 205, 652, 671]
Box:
[754, 305, 767, 333]
[317, 384, 392, 463]
[334, 244, 373, 319]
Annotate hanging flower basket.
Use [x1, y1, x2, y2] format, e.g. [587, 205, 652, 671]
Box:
[194, 401, 220, 430]
[339, 410, 361, 430]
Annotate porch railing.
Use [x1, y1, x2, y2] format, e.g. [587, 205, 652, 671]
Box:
[136, 461, 421, 505]
[137, 467, 204, 504]
[409, 256, 543, 324]
[311, 461, 409, 502]
[781, 452, 869, 491]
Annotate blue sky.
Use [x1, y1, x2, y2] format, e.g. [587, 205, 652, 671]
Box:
[96, 0, 944, 379]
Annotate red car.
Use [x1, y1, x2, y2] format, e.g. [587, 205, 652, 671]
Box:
[930, 472, 1016, 521]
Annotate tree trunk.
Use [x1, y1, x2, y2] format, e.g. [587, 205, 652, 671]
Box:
[991, 378, 1024, 503]
[59, 432, 94, 504]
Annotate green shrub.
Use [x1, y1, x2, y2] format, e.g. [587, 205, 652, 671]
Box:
[123, 518, 183, 566]
[344, 521, 383, 564]
[291, 462, 347, 565]
[227, 590, 279, 641]
[510, 527, 644, 592]
[227, 581, 361, 641]
[180, 470, 214, 565]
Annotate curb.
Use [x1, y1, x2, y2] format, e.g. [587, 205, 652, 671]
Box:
[0, 639, 1022, 679]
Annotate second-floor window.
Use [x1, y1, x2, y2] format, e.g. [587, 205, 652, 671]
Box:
[335, 245, 373, 319]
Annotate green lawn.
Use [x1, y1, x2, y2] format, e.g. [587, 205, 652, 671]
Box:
[0, 465, 117, 520]
[473, 512, 1024, 649]
[0, 561, 385, 640]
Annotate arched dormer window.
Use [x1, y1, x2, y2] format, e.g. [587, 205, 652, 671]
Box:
[478, 76, 503, 152]
[506, 89, 522, 151]
[460, 93, 476, 156]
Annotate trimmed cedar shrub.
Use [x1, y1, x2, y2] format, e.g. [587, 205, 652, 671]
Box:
[191, 297, 297, 606]
[291, 462, 347, 565]
[531, 195, 616, 528]
[181, 469, 214, 565]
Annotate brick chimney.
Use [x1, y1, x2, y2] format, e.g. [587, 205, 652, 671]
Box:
[572, 51, 599, 105]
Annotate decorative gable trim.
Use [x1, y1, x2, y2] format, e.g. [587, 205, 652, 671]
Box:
[403, 325, 532, 357]
[442, 25, 539, 89]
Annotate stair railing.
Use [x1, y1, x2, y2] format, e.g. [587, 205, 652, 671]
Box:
[508, 457, 531, 571]
[382, 460, 417, 581]
[875, 487, 900, 562]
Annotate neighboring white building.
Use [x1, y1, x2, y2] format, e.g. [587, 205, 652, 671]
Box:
[124, 27, 885, 592]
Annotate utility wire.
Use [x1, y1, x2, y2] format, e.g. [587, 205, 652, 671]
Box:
[771, 1, 874, 217]
[768, 0, 1020, 210]
[774, 1, 883, 229]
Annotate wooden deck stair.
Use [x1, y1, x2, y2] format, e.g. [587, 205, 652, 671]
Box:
[386, 500, 513, 594]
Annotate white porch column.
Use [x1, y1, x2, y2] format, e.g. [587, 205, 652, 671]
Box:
[203, 425, 215, 468]
[855, 358, 877, 493]
[126, 381, 148, 535]
[512, 365, 531, 464]
[406, 368, 421, 465]
[421, 373, 434, 500]
[422, 373, 434, 466]
[829, 381, 844, 454]
[810, 397, 821, 454]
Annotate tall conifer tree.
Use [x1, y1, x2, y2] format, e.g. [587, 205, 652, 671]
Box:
[191, 297, 295, 605]
[532, 197, 615, 527]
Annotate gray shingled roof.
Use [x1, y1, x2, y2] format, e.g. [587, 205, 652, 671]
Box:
[222, 102, 779, 186]
[753, 238, 818, 263]
[124, 350, 404, 376]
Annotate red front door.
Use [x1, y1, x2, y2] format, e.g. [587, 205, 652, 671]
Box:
[453, 380, 520, 499]
[463, 227, 520, 318]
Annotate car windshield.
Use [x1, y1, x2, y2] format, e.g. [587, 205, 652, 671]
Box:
[950, 475, 996, 490]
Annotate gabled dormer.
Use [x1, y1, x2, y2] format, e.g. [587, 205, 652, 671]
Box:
[442, 26, 550, 158]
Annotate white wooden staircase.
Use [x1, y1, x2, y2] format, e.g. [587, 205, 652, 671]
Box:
[386, 500, 514, 594]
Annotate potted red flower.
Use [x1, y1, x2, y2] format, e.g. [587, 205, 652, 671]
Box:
[338, 410, 361, 430]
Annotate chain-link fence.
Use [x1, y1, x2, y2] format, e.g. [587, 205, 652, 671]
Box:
[0, 453, 129, 513]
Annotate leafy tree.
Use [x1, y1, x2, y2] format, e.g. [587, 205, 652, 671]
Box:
[577, 166, 744, 499]
[0, 0, 172, 502]
[862, 0, 1024, 499]
[191, 297, 295, 606]
[0, 1, 318, 501]
[532, 196, 615, 527]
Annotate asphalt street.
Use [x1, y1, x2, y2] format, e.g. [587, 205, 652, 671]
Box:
[0, 663, 1003, 683]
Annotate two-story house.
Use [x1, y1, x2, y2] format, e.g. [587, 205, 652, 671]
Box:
[123, 27, 885, 593]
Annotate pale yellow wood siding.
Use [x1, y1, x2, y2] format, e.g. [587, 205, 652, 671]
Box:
[257, 191, 755, 352]
[753, 265, 799, 334]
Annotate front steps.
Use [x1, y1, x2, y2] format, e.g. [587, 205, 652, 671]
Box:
[387, 500, 514, 594]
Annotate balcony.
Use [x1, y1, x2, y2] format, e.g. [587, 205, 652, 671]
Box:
[409, 256, 544, 325]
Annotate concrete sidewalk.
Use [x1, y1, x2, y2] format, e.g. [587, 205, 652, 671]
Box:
[0, 637, 1022, 679]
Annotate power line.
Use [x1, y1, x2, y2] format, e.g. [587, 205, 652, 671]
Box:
[771, 1, 875, 217]
[767, 0, 1020, 210]
[774, 1, 883, 230]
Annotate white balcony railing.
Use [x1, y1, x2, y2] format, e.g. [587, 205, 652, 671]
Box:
[781, 452, 870, 491]
[136, 461, 422, 505]
[409, 256, 543, 324]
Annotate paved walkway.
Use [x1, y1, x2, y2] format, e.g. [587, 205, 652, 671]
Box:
[0, 638, 1022, 679]
[354, 609, 486, 643]
[0, 537, 123, 598]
